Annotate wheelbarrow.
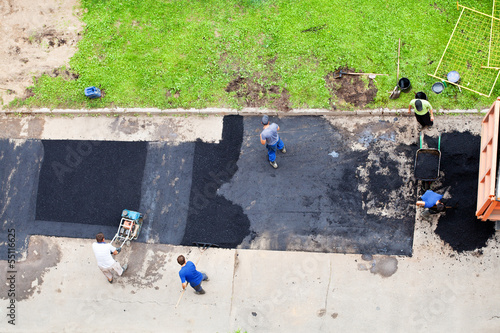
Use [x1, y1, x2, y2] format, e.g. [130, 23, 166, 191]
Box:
[414, 133, 441, 190]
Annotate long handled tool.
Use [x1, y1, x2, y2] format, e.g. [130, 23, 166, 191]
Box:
[389, 38, 401, 99]
[175, 289, 186, 308]
[334, 71, 387, 79]
[174, 242, 219, 308]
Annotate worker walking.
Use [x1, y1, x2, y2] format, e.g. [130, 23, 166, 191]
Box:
[408, 98, 434, 128]
[92, 232, 127, 283]
[177, 255, 209, 294]
[260, 115, 286, 169]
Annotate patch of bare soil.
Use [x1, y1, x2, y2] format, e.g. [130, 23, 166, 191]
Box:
[0, 0, 82, 107]
[225, 76, 291, 112]
[325, 67, 378, 109]
[223, 56, 291, 112]
[46, 68, 80, 80]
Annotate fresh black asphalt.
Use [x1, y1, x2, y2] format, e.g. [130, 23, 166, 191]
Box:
[0, 116, 495, 259]
[432, 132, 496, 251]
[220, 116, 415, 255]
[36, 140, 147, 226]
[181, 116, 250, 248]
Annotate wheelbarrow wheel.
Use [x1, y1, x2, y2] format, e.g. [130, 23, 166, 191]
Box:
[421, 181, 431, 191]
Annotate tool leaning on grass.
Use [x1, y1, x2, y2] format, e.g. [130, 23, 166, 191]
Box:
[389, 38, 401, 100]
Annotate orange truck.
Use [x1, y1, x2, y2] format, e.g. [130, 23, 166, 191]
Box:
[476, 97, 500, 229]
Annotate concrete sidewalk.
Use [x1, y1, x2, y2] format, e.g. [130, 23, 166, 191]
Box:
[1, 106, 488, 117]
[1, 218, 499, 333]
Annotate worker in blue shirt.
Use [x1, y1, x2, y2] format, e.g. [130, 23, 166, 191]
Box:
[177, 255, 209, 294]
[416, 190, 445, 213]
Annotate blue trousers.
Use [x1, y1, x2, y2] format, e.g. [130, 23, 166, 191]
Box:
[266, 139, 284, 162]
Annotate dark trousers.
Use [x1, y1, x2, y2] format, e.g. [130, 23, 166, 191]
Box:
[415, 112, 433, 127]
[429, 199, 455, 214]
[190, 272, 208, 291]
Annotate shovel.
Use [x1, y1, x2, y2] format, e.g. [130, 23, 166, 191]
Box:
[334, 70, 387, 79]
[389, 38, 401, 100]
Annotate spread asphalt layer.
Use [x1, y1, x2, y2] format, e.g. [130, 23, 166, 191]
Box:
[431, 132, 496, 251]
[36, 140, 147, 226]
[0, 115, 496, 259]
[182, 116, 250, 248]
[220, 116, 416, 254]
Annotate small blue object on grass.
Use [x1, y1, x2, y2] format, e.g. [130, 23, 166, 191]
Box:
[84, 86, 101, 99]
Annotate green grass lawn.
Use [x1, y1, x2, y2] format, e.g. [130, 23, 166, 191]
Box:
[12, 0, 497, 110]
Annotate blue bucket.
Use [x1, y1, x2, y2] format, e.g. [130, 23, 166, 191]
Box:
[84, 86, 101, 99]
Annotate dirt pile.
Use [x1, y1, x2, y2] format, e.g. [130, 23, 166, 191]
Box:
[225, 76, 291, 112]
[325, 67, 378, 109]
[0, 0, 82, 106]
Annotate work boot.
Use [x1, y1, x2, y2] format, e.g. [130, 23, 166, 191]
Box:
[421, 209, 431, 220]
[269, 160, 278, 169]
[195, 289, 206, 295]
[122, 264, 128, 274]
[281, 146, 286, 153]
